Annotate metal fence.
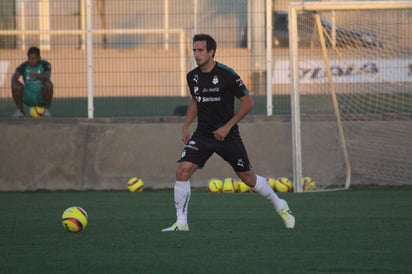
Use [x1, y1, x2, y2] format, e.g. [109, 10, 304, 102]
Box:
[0, 0, 288, 118]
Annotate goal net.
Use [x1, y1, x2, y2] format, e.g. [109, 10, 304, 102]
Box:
[289, 1, 412, 192]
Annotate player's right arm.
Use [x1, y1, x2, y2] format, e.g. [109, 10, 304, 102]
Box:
[182, 97, 197, 144]
[11, 63, 25, 88]
[11, 71, 23, 90]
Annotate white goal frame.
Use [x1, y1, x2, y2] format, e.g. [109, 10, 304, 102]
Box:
[289, 1, 412, 192]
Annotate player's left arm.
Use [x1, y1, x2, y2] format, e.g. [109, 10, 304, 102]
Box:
[213, 94, 253, 141]
[35, 70, 51, 82]
[31, 61, 52, 82]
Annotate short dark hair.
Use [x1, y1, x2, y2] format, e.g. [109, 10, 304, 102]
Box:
[27, 46, 41, 57]
[193, 34, 217, 57]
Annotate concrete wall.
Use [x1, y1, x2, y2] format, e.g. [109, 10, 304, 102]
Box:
[1, 117, 295, 191]
[1, 117, 411, 191]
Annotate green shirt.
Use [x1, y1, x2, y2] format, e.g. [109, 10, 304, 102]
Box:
[16, 60, 51, 94]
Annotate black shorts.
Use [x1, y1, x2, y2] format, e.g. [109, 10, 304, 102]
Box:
[177, 134, 252, 172]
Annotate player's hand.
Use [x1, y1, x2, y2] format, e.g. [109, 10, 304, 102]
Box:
[182, 128, 190, 144]
[213, 126, 230, 141]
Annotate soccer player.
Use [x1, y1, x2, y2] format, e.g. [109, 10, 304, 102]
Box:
[161, 34, 295, 232]
[11, 46, 53, 117]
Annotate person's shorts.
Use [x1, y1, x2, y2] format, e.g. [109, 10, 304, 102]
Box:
[23, 86, 44, 107]
[177, 133, 252, 172]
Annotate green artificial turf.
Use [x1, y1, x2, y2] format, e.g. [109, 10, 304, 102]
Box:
[0, 188, 411, 273]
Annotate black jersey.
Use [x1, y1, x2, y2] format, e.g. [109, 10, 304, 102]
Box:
[187, 62, 249, 138]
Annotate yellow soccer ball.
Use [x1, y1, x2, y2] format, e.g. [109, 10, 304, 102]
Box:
[30, 106, 44, 118]
[222, 177, 237, 193]
[302, 177, 316, 191]
[275, 177, 294, 192]
[128, 177, 144, 192]
[208, 178, 223, 193]
[238, 181, 251, 192]
[61, 206, 88, 233]
[266, 177, 277, 190]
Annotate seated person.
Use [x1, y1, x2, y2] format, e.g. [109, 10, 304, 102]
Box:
[11, 46, 53, 117]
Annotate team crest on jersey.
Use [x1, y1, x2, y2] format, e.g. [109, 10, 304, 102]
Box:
[212, 75, 219, 85]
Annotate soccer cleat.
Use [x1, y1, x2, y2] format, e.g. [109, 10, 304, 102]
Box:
[161, 222, 189, 232]
[278, 199, 295, 229]
[12, 109, 25, 118]
[43, 109, 51, 118]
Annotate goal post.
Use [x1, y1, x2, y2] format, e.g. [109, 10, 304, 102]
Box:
[314, 13, 351, 192]
[289, 1, 412, 192]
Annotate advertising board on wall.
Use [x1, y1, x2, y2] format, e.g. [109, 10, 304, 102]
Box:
[273, 59, 412, 84]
